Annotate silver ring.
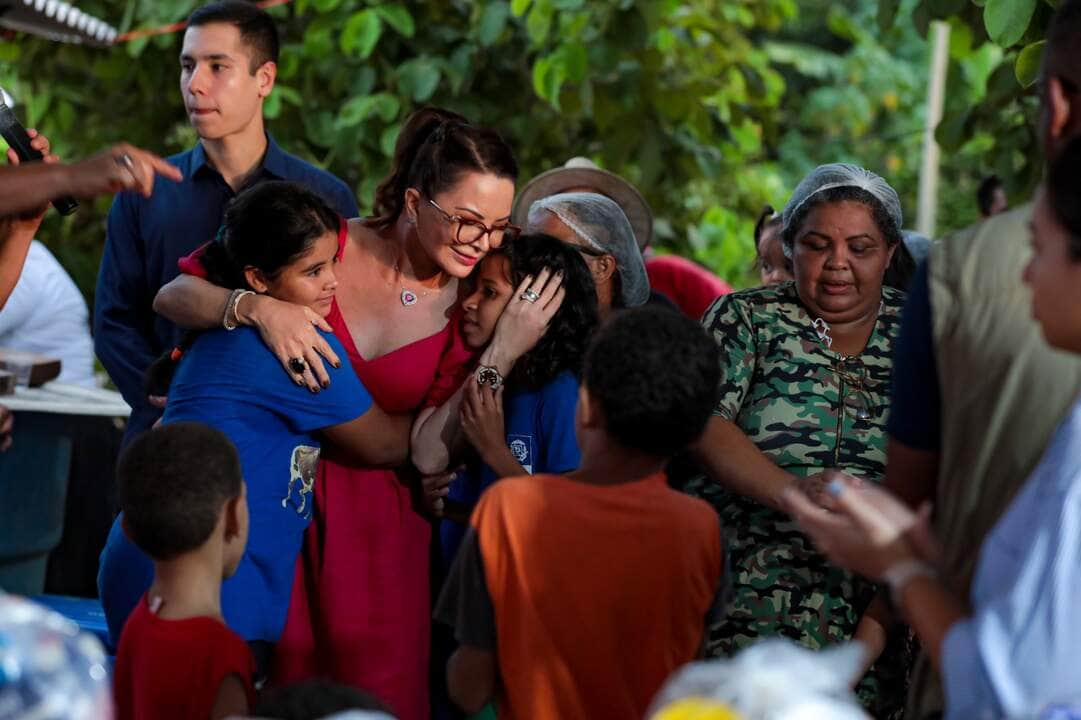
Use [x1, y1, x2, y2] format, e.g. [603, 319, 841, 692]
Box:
[116, 152, 136, 174]
[520, 289, 540, 304]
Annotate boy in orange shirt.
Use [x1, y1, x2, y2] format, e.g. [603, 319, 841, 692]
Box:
[436, 306, 726, 719]
[112, 422, 256, 719]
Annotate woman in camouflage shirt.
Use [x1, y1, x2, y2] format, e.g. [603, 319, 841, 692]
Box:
[692, 164, 911, 719]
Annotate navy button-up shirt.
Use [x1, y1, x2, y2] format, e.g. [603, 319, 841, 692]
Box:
[93, 135, 359, 439]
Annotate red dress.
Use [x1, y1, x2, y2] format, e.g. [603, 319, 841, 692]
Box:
[273, 299, 472, 720]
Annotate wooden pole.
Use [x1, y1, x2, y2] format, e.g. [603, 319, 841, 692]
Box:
[917, 21, 951, 238]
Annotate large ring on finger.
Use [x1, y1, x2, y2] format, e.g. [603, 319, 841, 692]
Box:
[288, 357, 306, 375]
[116, 152, 135, 172]
[520, 288, 540, 304]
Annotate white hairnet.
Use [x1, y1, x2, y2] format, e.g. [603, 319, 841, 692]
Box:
[526, 192, 650, 307]
[782, 163, 903, 238]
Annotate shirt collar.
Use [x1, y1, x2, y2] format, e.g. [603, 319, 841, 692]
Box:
[190, 132, 287, 181]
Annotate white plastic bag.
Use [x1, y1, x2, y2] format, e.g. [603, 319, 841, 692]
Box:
[0, 593, 113, 720]
[648, 638, 870, 720]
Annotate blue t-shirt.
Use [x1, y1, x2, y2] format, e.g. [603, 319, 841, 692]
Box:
[98, 327, 371, 646]
[93, 136, 359, 442]
[886, 260, 942, 451]
[441, 371, 581, 569]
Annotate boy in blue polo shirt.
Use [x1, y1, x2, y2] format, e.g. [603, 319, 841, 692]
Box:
[94, 0, 358, 440]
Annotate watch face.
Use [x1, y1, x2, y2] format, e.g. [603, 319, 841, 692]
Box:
[476, 366, 501, 388]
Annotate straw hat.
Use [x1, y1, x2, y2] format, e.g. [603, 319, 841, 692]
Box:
[512, 157, 653, 250]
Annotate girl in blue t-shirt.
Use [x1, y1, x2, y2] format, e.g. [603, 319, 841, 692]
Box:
[413, 233, 599, 566]
[99, 181, 411, 659]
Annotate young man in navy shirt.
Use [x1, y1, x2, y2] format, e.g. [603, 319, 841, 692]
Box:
[94, 1, 358, 440]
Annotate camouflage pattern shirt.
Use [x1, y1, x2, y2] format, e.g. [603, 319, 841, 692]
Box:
[697, 280, 907, 718]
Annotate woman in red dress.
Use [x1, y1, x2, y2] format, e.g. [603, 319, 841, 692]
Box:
[274, 107, 525, 719]
[155, 107, 549, 718]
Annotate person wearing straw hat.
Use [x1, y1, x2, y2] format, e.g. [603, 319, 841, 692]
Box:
[512, 157, 731, 318]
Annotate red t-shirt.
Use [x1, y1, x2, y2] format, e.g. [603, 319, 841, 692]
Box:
[113, 595, 257, 720]
[645, 254, 733, 320]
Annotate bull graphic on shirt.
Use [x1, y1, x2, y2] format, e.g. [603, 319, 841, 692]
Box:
[283, 445, 321, 518]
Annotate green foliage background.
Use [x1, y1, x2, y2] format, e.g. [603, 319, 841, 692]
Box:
[0, 0, 1056, 301]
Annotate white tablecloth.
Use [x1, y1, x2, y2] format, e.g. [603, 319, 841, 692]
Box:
[2, 383, 130, 417]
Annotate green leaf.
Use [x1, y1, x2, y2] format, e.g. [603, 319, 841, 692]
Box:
[935, 107, 971, 151]
[877, 0, 901, 32]
[510, 0, 532, 16]
[1015, 40, 1046, 87]
[380, 124, 401, 157]
[311, 0, 343, 10]
[126, 36, 150, 58]
[376, 5, 415, 38]
[340, 10, 383, 58]
[477, 1, 510, 47]
[397, 57, 442, 102]
[304, 24, 334, 58]
[275, 85, 303, 106]
[984, 0, 1037, 47]
[278, 44, 301, 80]
[336, 93, 400, 128]
[532, 53, 565, 108]
[264, 92, 282, 119]
[526, 0, 554, 45]
[561, 43, 587, 82]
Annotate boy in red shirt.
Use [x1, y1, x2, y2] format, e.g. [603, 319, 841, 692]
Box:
[113, 422, 256, 719]
[436, 306, 726, 719]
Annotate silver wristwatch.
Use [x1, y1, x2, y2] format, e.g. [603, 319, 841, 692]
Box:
[475, 365, 504, 390]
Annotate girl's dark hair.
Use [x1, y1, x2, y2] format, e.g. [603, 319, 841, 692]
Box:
[1048, 134, 1081, 260]
[489, 233, 599, 390]
[145, 181, 340, 397]
[753, 204, 782, 250]
[781, 185, 913, 290]
[371, 106, 519, 228]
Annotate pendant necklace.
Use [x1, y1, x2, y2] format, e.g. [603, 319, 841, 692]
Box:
[394, 262, 430, 307]
[809, 302, 884, 423]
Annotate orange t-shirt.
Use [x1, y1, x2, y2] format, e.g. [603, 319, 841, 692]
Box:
[437, 472, 723, 720]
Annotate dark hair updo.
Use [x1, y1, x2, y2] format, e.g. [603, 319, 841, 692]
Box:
[487, 233, 599, 390]
[371, 106, 519, 228]
[144, 181, 340, 397]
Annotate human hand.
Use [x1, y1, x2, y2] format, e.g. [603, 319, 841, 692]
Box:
[801, 468, 863, 511]
[783, 476, 938, 580]
[483, 268, 565, 370]
[0, 404, 12, 452]
[460, 380, 505, 458]
[64, 143, 182, 199]
[241, 294, 341, 392]
[421, 468, 457, 517]
[6, 128, 57, 229]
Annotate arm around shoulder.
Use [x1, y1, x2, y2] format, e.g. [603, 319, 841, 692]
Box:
[153, 274, 232, 330]
[322, 403, 412, 468]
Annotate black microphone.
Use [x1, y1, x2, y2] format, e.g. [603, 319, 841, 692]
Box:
[0, 94, 79, 216]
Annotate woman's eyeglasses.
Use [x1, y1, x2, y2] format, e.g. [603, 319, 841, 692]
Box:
[831, 356, 876, 466]
[426, 197, 521, 246]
